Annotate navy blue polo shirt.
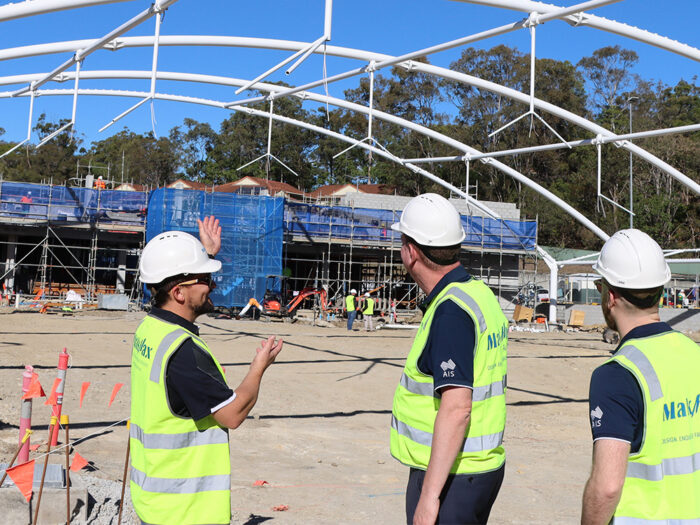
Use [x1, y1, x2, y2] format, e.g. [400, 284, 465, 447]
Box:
[588, 322, 673, 453]
[149, 308, 235, 421]
[416, 266, 477, 393]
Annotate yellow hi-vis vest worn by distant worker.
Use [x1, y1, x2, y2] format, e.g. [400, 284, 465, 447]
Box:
[346, 295, 356, 311]
[363, 298, 375, 315]
[130, 314, 231, 525]
[391, 279, 507, 474]
[605, 330, 700, 523]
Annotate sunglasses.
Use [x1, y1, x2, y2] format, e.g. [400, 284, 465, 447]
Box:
[594, 279, 603, 292]
[178, 275, 215, 288]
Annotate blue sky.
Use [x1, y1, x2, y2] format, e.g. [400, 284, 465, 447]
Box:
[0, 0, 697, 149]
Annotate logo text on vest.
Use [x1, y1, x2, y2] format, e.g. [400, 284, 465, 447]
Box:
[487, 323, 508, 351]
[134, 335, 154, 360]
[663, 394, 700, 421]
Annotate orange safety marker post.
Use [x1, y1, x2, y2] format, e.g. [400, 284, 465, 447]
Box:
[109, 383, 124, 407]
[62, 415, 70, 525]
[117, 420, 130, 525]
[49, 348, 69, 446]
[6, 460, 35, 503]
[19, 366, 36, 464]
[32, 416, 57, 525]
[0, 429, 33, 487]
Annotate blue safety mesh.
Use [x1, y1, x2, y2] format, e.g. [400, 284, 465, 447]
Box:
[0, 181, 146, 225]
[284, 202, 536, 251]
[146, 188, 283, 308]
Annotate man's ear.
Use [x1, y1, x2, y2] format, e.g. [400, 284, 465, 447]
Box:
[170, 285, 186, 305]
[404, 242, 419, 269]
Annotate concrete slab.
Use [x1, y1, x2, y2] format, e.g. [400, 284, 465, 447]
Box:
[0, 478, 88, 524]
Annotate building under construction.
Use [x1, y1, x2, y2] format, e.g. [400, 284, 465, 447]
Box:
[0, 180, 537, 315]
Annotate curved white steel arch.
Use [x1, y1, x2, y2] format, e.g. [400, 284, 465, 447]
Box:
[456, 0, 700, 62]
[1, 36, 696, 195]
[2, 83, 610, 241]
[1, 0, 697, 62]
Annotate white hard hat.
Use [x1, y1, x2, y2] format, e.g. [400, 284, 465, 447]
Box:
[391, 193, 465, 246]
[139, 231, 221, 284]
[364, 292, 370, 297]
[350, 289, 357, 294]
[593, 229, 670, 289]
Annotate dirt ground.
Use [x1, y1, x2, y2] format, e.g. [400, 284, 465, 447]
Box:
[1, 310, 697, 524]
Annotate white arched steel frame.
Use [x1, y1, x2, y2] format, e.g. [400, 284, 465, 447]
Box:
[1, 36, 697, 196]
[456, 0, 700, 62]
[1, 0, 697, 62]
[0, 71, 610, 240]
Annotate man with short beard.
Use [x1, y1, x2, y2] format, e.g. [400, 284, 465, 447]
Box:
[130, 216, 283, 525]
[582, 229, 700, 525]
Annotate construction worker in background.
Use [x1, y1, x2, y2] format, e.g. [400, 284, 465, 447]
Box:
[131, 215, 283, 525]
[94, 175, 106, 189]
[20, 191, 32, 213]
[390, 193, 507, 525]
[582, 229, 700, 525]
[363, 292, 375, 331]
[346, 288, 358, 331]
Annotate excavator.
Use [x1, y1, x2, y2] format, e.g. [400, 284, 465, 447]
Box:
[262, 277, 327, 319]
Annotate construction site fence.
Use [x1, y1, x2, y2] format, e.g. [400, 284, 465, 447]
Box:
[284, 202, 537, 251]
[146, 189, 283, 308]
[0, 181, 147, 226]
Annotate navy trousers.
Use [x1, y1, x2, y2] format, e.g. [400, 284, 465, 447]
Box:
[405, 464, 505, 525]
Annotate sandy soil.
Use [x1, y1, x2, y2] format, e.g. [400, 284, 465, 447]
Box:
[1, 310, 696, 524]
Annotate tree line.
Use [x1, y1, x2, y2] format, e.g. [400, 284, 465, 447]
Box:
[1, 45, 697, 249]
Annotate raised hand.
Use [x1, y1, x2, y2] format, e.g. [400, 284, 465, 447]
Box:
[252, 336, 283, 372]
[197, 215, 222, 256]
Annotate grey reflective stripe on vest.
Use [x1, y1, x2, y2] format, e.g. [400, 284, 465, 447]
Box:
[130, 422, 228, 450]
[149, 327, 189, 383]
[616, 345, 664, 401]
[612, 518, 700, 524]
[131, 466, 230, 494]
[441, 286, 487, 333]
[473, 376, 507, 402]
[391, 415, 503, 453]
[626, 451, 700, 482]
[399, 373, 436, 398]
[399, 374, 506, 402]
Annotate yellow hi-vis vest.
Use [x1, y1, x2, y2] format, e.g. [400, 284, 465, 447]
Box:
[605, 330, 700, 524]
[346, 295, 356, 311]
[130, 314, 231, 525]
[363, 298, 375, 315]
[391, 279, 508, 474]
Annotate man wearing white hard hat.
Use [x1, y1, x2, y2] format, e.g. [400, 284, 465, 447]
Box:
[130, 216, 283, 525]
[346, 288, 358, 330]
[389, 194, 508, 525]
[582, 229, 700, 524]
[362, 292, 375, 332]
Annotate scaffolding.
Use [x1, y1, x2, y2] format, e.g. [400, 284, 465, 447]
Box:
[282, 200, 537, 315]
[0, 180, 146, 308]
[146, 188, 284, 308]
[1, 183, 538, 314]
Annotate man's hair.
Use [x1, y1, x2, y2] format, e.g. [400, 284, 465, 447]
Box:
[149, 274, 187, 308]
[403, 235, 461, 269]
[611, 283, 664, 310]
